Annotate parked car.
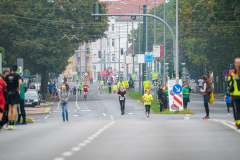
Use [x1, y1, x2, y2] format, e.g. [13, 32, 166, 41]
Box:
[24, 89, 40, 107]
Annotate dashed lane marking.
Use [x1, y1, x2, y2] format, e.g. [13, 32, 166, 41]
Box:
[44, 115, 50, 119]
[75, 94, 80, 109]
[53, 121, 116, 160]
[102, 113, 106, 116]
[81, 110, 91, 112]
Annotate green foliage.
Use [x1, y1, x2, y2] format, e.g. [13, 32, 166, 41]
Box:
[0, 47, 7, 65]
[0, 0, 109, 94]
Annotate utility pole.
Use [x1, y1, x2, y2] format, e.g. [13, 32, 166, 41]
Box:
[146, 0, 148, 81]
[132, 13, 135, 78]
[126, 20, 128, 80]
[119, 23, 121, 81]
[176, 0, 179, 80]
[100, 39, 103, 82]
[163, 0, 166, 84]
[85, 42, 87, 80]
[153, 0, 157, 101]
[142, 5, 147, 94]
[138, 6, 141, 95]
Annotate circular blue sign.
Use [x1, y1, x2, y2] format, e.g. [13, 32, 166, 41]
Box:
[223, 70, 229, 76]
[173, 84, 182, 94]
[82, 72, 85, 75]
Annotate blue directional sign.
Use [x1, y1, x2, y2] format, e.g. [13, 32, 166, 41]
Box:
[76, 79, 79, 82]
[145, 52, 153, 62]
[173, 84, 182, 94]
[82, 72, 85, 75]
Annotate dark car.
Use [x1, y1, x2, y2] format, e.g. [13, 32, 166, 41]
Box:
[24, 89, 40, 107]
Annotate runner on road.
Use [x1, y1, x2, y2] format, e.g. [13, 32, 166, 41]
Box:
[228, 57, 240, 129]
[117, 86, 126, 115]
[79, 83, 83, 95]
[59, 86, 69, 122]
[2, 69, 9, 130]
[142, 90, 153, 120]
[48, 82, 53, 99]
[83, 81, 89, 100]
[5, 64, 22, 130]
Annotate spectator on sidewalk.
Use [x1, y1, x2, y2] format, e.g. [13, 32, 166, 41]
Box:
[53, 81, 57, 98]
[59, 86, 69, 122]
[158, 84, 168, 112]
[0, 74, 6, 130]
[16, 77, 27, 125]
[2, 69, 9, 130]
[183, 83, 190, 109]
[48, 82, 53, 99]
[164, 86, 169, 109]
[200, 75, 211, 119]
[5, 64, 22, 130]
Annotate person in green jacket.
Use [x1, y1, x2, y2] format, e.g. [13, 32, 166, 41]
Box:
[165, 86, 169, 109]
[118, 80, 125, 89]
[182, 83, 190, 109]
[79, 83, 83, 95]
[16, 78, 27, 125]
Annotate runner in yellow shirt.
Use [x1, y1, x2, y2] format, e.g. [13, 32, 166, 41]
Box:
[142, 90, 153, 121]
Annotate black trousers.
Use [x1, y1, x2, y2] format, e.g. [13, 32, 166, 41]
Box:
[109, 87, 111, 93]
[232, 100, 240, 122]
[145, 105, 151, 114]
[204, 103, 209, 117]
[183, 98, 188, 109]
[17, 99, 26, 123]
[160, 102, 164, 112]
[120, 100, 125, 112]
[2, 104, 8, 125]
[226, 103, 232, 113]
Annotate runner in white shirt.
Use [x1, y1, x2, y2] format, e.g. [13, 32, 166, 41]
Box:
[198, 78, 204, 94]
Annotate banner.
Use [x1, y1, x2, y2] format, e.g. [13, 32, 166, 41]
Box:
[100, 81, 103, 85]
[132, 74, 136, 80]
[113, 85, 117, 91]
[124, 81, 129, 89]
[143, 81, 150, 93]
[153, 45, 162, 58]
[152, 72, 158, 80]
[138, 54, 145, 63]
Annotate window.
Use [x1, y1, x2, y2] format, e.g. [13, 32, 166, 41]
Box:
[112, 24, 114, 31]
[112, 39, 115, 46]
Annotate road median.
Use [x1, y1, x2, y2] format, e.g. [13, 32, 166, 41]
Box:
[25, 107, 51, 115]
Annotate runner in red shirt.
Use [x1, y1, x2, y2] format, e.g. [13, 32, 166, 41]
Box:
[0, 75, 6, 130]
[83, 81, 89, 100]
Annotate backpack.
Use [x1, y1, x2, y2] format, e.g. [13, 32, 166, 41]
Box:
[129, 80, 133, 85]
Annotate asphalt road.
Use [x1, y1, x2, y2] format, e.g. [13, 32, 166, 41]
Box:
[1, 82, 240, 160]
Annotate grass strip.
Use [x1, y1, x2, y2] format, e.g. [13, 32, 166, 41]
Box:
[126, 91, 194, 114]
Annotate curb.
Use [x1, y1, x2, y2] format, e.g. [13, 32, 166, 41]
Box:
[26, 107, 51, 115]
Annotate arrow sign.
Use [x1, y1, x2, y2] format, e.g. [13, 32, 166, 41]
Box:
[173, 84, 182, 94]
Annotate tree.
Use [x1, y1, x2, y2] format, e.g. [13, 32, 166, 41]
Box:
[0, 0, 109, 95]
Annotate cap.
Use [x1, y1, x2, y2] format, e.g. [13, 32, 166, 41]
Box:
[12, 64, 18, 71]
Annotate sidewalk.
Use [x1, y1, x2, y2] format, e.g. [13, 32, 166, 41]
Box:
[25, 107, 51, 115]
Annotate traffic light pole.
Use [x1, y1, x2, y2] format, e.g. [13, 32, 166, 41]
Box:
[163, 0, 166, 84]
[119, 23, 121, 81]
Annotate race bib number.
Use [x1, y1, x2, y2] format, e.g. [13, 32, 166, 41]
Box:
[85, 86, 87, 88]
[120, 96, 125, 100]
[146, 100, 150, 103]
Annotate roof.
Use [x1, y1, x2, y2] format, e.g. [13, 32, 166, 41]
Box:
[102, 0, 164, 21]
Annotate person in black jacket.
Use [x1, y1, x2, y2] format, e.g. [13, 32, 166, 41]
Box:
[158, 84, 167, 112]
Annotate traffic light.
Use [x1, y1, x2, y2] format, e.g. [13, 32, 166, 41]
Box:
[98, 51, 101, 58]
[179, 63, 186, 78]
[121, 48, 123, 55]
[87, 48, 90, 54]
[93, 4, 101, 21]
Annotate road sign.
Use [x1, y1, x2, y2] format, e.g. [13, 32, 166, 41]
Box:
[173, 84, 182, 94]
[82, 75, 85, 79]
[168, 80, 183, 111]
[223, 70, 229, 76]
[85, 73, 88, 76]
[76, 79, 79, 82]
[153, 45, 162, 58]
[145, 52, 153, 62]
[82, 72, 85, 75]
[152, 72, 158, 80]
[228, 63, 234, 70]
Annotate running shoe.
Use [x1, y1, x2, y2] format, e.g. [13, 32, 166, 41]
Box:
[8, 125, 13, 130]
[12, 126, 17, 130]
[21, 122, 27, 125]
[3, 124, 8, 130]
[147, 116, 149, 121]
[145, 111, 147, 116]
[203, 116, 210, 119]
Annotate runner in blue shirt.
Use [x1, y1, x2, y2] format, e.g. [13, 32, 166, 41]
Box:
[224, 87, 232, 115]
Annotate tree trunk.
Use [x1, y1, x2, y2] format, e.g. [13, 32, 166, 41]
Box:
[41, 69, 49, 99]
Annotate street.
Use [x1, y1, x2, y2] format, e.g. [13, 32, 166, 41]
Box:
[0, 83, 240, 160]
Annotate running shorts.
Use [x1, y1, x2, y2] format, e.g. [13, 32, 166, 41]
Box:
[49, 90, 53, 94]
[7, 95, 20, 105]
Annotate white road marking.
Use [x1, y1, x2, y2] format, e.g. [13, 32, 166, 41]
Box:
[81, 110, 91, 111]
[53, 111, 62, 113]
[57, 101, 60, 110]
[128, 113, 140, 115]
[53, 157, 65, 160]
[210, 119, 240, 133]
[102, 113, 106, 116]
[44, 115, 49, 119]
[62, 152, 73, 157]
[184, 117, 189, 120]
[73, 115, 78, 117]
[54, 121, 115, 160]
[71, 147, 81, 152]
[110, 115, 114, 120]
[75, 94, 80, 109]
